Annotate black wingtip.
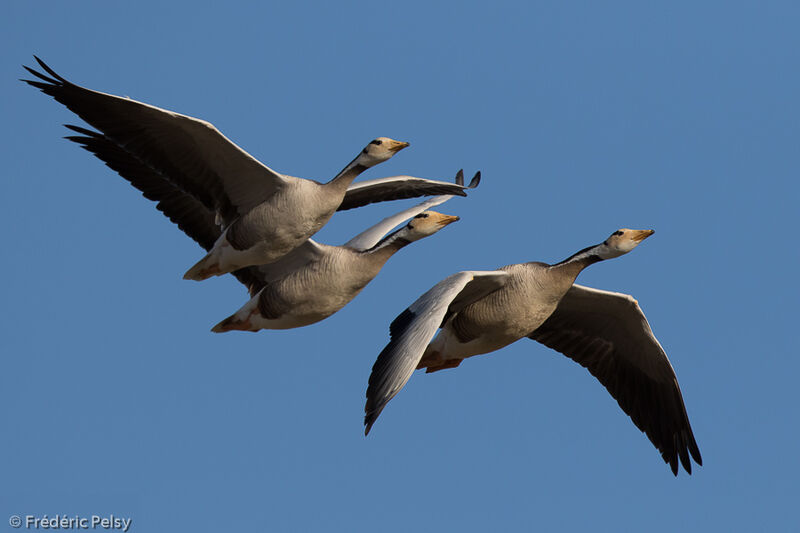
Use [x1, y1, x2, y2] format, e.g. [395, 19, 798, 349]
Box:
[689, 437, 702, 466]
[63, 124, 99, 137]
[33, 55, 67, 82]
[678, 444, 691, 475]
[468, 171, 481, 189]
[454, 169, 464, 186]
[669, 454, 679, 476]
[21, 64, 55, 85]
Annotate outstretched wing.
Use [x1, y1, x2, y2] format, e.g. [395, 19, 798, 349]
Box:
[528, 284, 702, 475]
[62, 125, 263, 293]
[364, 270, 510, 434]
[340, 170, 480, 211]
[64, 125, 220, 247]
[23, 56, 288, 225]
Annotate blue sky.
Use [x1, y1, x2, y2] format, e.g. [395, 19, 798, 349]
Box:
[2, 1, 798, 531]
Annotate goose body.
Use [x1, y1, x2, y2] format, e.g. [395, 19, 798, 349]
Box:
[422, 262, 571, 364]
[22, 57, 480, 279]
[181, 137, 411, 279]
[214, 245, 395, 331]
[188, 175, 346, 278]
[212, 197, 461, 332]
[364, 229, 703, 476]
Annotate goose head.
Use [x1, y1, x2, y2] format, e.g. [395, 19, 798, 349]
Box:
[599, 228, 655, 259]
[355, 137, 410, 167]
[400, 211, 460, 242]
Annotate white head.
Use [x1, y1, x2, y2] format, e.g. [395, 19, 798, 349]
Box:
[597, 228, 655, 259]
[399, 211, 460, 242]
[355, 137, 410, 167]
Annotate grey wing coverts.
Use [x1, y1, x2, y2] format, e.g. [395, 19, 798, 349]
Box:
[364, 271, 510, 434]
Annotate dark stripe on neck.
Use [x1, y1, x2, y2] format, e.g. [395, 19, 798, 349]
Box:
[363, 227, 413, 253]
[552, 243, 603, 266]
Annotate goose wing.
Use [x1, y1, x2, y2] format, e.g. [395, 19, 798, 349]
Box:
[62, 125, 265, 293]
[364, 270, 510, 434]
[340, 170, 480, 211]
[23, 56, 288, 226]
[343, 195, 454, 251]
[528, 284, 702, 475]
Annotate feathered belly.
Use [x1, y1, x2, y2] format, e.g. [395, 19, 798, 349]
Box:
[426, 292, 558, 363]
[266, 259, 378, 326]
[226, 184, 339, 254]
[247, 284, 358, 330]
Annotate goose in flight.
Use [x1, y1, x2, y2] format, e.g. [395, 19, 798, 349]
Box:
[22, 56, 480, 279]
[364, 229, 702, 476]
[211, 196, 460, 332]
[62, 126, 471, 300]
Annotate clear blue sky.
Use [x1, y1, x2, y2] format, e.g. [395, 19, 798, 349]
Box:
[3, 2, 798, 532]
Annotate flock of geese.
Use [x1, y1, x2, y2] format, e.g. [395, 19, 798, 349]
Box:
[23, 56, 702, 476]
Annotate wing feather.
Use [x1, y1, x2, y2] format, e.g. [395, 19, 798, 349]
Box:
[528, 284, 702, 475]
[364, 271, 509, 434]
[62, 125, 262, 293]
[340, 170, 480, 211]
[23, 56, 287, 225]
[344, 195, 454, 251]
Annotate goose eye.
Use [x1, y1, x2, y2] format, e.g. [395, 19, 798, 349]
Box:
[613, 231, 624, 236]
[369, 139, 382, 146]
[414, 213, 429, 219]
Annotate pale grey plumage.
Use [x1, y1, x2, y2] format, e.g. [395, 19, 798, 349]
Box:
[365, 271, 511, 433]
[364, 229, 702, 476]
[211, 198, 462, 332]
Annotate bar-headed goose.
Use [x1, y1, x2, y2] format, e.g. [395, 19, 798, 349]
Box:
[364, 229, 702, 476]
[61, 126, 472, 298]
[22, 57, 480, 279]
[211, 196, 460, 332]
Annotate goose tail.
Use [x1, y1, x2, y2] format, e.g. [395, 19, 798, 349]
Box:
[211, 314, 250, 333]
[184, 252, 221, 281]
